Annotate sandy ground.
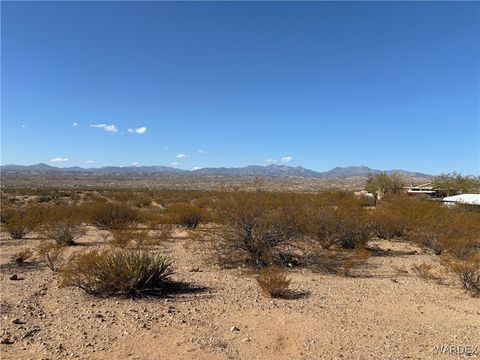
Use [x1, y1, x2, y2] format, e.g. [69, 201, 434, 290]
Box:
[1, 227, 478, 360]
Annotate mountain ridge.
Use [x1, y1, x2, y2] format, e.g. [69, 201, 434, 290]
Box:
[0, 163, 432, 179]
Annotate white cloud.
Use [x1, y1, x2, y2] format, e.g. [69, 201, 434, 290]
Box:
[131, 162, 140, 166]
[281, 156, 293, 163]
[170, 162, 179, 166]
[176, 153, 187, 159]
[51, 157, 68, 163]
[127, 126, 147, 135]
[21, 124, 26, 128]
[197, 150, 207, 155]
[85, 160, 95, 164]
[73, 122, 78, 127]
[192, 166, 201, 170]
[267, 159, 277, 163]
[89, 124, 118, 133]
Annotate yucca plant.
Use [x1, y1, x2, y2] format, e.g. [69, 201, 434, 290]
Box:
[61, 248, 172, 298]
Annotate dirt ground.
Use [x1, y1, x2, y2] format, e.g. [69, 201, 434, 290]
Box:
[1, 227, 478, 360]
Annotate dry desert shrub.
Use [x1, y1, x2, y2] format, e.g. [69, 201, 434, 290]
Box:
[88, 202, 140, 230]
[61, 248, 172, 298]
[443, 254, 480, 296]
[1, 206, 44, 239]
[411, 262, 439, 281]
[166, 203, 204, 229]
[212, 192, 302, 267]
[256, 266, 291, 298]
[109, 229, 151, 248]
[40, 206, 86, 246]
[342, 248, 372, 277]
[36, 242, 65, 271]
[303, 197, 370, 250]
[10, 249, 34, 265]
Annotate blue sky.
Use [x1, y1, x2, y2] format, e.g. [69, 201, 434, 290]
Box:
[1, 1, 479, 175]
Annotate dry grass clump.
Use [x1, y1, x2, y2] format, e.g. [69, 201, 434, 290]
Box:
[10, 249, 34, 265]
[36, 242, 65, 271]
[443, 254, 480, 297]
[256, 266, 291, 298]
[61, 248, 172, 298]
[411, 262, 440, 281]
[88, 202, 140, 230]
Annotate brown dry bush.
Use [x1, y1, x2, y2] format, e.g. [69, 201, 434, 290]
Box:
[342, 248, 372, 277]
[61, 248, 172, 298]
[41, 206, 86, 246]
[166, 204, 204, 229]
[1, 206, 43, 239]
[10, 249, 34, 265]
[36, 242, 65, 271]
[88, 202, 140, 230]
[212, 192, 302, 268]
[443, 254, 480, 296]
[411, 262, 439, 281]
[109, 229, 151, 248]
[256, 266, 291, 298]
[369, 196, 413, 239]
[303, 196, 370, 250]
[413, 206, 480, 258]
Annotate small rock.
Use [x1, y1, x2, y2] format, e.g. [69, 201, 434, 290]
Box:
[12, 318, 25, 325]
[9, 274, 24, 281]
[230, 326, 240, 332]
[0, 337, 15, 345]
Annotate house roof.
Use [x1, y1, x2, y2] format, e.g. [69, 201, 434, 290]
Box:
[442, 194, 480, 205]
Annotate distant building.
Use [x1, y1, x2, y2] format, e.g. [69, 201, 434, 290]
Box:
[442, 194, 480, 206]
[403, 183, 440, 197]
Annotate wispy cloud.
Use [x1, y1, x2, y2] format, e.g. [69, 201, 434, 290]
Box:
[281, 156, 293, 163]
[51, 157, 68, 162]
[131, 162, 140, 166]
[170, 162, 179, 166]
[85, 160, 95, 164]
[89, 124, 118, 133]
[72, 122, 78, 127]
[127, 126, 147, 135]
[192, 166, 201, 170]
[267, 159, 277, 163]
[197, 150, 207, 155]
[176, 153, 187, 159]
[21, 124, 26, 128]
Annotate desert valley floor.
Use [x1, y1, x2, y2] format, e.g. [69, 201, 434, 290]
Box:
[1, 227, 478, 360]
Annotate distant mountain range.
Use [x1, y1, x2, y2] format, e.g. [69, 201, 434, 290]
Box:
[0, 163, 431, 179]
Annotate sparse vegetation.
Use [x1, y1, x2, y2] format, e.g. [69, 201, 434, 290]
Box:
[213, 192, 301, 267]
[443, 254, 480, 296]
[36, 242, 65, 271]
[411, 262, 439, 281]
[10, 249, 34, 264]
[88, 202, 140, 230]
[256, 266, 291, 298]
[61, 248, 173, 298]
